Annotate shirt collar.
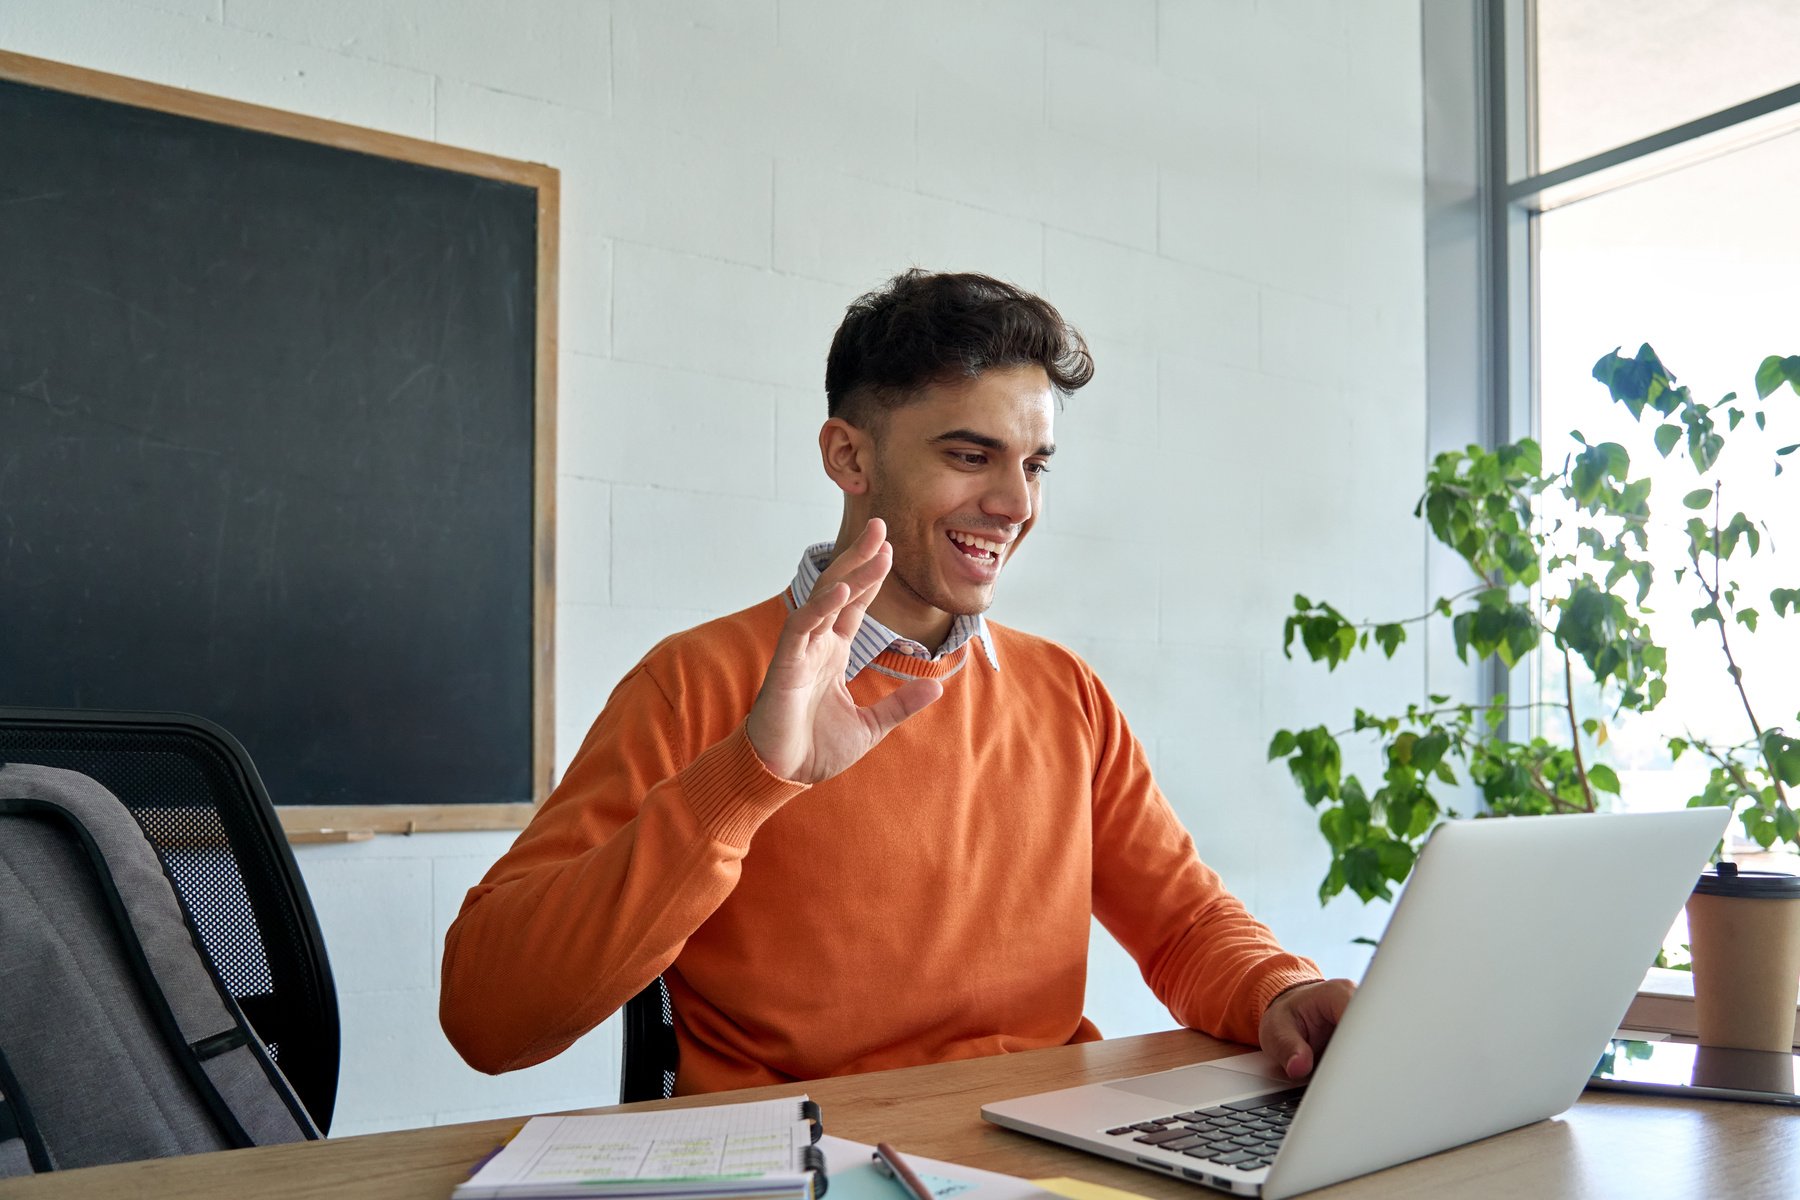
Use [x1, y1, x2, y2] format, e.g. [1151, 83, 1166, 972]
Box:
[788, 542, 1000, 681]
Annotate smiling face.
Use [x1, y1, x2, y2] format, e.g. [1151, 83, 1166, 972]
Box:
[828, 364, 1056, 648]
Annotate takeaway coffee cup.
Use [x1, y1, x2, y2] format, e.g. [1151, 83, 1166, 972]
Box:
[1686, 862, 1800, 1052]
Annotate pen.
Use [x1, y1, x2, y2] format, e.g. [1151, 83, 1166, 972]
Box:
[873, 1142, 934, 1200]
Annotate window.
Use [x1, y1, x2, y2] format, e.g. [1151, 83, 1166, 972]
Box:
[1521, 2, 1800, 873]
[1533, 0, 1800, 172]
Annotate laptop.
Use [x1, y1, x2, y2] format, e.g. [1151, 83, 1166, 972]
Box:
[982, 808, 1730, 1198]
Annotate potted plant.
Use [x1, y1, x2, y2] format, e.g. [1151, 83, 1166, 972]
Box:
[1267, 344, 1800, 908]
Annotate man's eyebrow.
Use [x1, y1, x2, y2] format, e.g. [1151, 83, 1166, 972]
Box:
[930, 429, 1057, 457]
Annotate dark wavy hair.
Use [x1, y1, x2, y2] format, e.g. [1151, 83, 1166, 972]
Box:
[825, 270, 1094, 426]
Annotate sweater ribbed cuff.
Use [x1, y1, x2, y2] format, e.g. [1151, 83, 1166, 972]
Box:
[678, 723, 809, 850]
[1248, 960, 1328, 1030]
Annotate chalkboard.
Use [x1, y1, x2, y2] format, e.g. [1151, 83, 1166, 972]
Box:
[0, 54, 557, 831]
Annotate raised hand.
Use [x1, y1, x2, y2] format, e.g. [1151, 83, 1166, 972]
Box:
[744, 519, 944, 783]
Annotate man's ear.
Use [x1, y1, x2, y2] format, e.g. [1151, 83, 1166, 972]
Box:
[819, 417, 873, 495]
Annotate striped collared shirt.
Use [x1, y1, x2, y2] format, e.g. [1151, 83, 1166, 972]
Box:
[787, 542, 1001, 682]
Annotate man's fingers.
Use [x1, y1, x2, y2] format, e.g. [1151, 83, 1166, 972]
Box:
[1282, 1044, 1314, 1080]
[1260, 978, 1356, 1080]
[1296, 978, 1356, 1039]
[790, 581, 850, 639]
[833, 541, 893, 603]
[832, 556, 891, 639]
[813, 519, 889, 595]
[861, 678, 943, 741]
[827, 542, 892, 638]
[1261, 1015, 1313, 1079]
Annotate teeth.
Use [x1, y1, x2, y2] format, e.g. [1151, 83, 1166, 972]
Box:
[949, 531, 1004, 555]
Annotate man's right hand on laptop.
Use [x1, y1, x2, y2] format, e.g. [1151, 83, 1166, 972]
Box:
[1260, 977, 1357, 1079]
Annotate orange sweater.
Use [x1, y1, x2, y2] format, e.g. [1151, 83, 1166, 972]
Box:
[440, 596, 1320, 1093]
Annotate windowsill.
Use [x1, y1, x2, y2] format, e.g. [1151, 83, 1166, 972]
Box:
[1625, 966, 1800, 1047]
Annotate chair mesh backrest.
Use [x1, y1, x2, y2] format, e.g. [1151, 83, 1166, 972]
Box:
[0, 713, 338, 1132]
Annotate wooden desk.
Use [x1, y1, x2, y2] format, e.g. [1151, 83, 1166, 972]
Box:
[1, 1030, 1793, 1199]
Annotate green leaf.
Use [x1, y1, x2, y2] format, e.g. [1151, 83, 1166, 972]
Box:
[1375, 840, 1416, 883]
[1682, 487, 1714, 510]
[1286, 727, 1344, 806]
[1762, 732, 1800, 788]
[1571, 442, 1630, 507]
[1691, 430, 1725, 474]
[1592, 344, 1671, 418]
[1653, 424, 1681, 457]
[1451, 611, 1475, 663]
[1373, 623, 1405, 658]
[1757, 411, 1768, 431]
[1753, 354, 1800, 400]
[1267, 730, 1297, 760]
[1587, 763, 1621, 794]
[1499, 438, 1543, 477]
[1738, 608, 1760, 634]
[1778, 804, 1800, 847]
[1757, 355, 1786, 399]
[1720, 512, 1758, 560]
[1772, 588, 1800, 618]
[1319, 807, 1346, 849]
[1412, 731, 1450, 774]
[1744, 806, 1780, 849]
[1296, 609, 1361, 670]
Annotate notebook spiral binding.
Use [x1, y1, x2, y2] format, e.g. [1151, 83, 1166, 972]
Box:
[800, 1144, 827, 1198]
[799, 1099, 826, 1197]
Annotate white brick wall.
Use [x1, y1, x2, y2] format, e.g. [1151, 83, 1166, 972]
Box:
[5, 0, 1429, 1135]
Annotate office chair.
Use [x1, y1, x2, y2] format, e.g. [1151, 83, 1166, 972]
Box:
[620, 975, 679, 1103]
[0, 707, 340, 1133]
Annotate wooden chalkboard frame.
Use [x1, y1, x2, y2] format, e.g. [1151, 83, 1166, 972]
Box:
[0, 51, 558, 839]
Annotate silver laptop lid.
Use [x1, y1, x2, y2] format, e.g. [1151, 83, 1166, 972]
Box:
[1261, 807, 1727, 1198]
[981, 809, 1728, 1197]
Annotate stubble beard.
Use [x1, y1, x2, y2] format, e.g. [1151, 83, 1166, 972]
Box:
[865, 484, 995, 622]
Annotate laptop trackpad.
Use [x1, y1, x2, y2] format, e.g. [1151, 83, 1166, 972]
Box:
[1104, 1056, 1292, 1105]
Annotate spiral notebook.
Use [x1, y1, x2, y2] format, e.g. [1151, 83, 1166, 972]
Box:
[455, 1096, 827, 1200]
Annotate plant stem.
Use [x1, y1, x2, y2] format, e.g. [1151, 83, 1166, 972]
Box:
[1346, 584, 1490, 631]
[1694, 495, 1788, 807]
[1332, 701, 1564, 740]
[1687, 731, 1763, 756]
[1526, 762, 1588, 814]
[1561, 645, 1596, 811]
[1700, 742, 1762, 806]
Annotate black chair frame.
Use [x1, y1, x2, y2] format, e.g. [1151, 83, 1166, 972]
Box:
[620, 975, 678, 1103]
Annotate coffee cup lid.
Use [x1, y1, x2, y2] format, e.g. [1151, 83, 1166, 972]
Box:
[1693, 860, 1800, 898]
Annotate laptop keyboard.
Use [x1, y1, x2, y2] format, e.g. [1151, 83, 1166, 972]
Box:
[1105, 1089, 1304, 1172]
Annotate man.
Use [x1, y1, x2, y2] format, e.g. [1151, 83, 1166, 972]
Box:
[441, 271, 1353, 1094]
